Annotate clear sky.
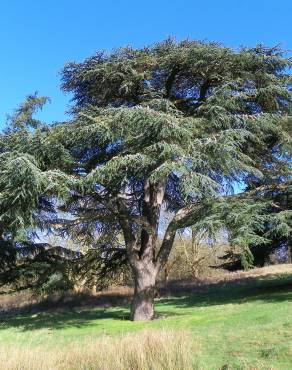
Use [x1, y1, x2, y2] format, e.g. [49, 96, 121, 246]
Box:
[0, 0, 291, 128]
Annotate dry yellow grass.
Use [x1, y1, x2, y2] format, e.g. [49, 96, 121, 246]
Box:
[214, 263, 292, 282]
[0, 329, 196, 370]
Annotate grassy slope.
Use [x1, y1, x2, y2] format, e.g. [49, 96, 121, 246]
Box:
[1, 272, 292, 369]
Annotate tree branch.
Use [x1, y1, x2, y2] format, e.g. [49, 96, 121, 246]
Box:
[139, 180, 166, 261]
[116, 199, 140, 268]
[165, 66, 180, 98]
[155, 203, 202, 270]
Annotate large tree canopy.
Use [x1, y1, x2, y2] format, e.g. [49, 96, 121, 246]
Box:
[0, 40, 291, 320]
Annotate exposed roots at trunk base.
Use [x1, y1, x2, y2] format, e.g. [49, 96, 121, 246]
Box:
[130, 286, 155, 321]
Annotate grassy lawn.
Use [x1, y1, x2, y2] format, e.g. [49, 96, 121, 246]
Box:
[1, 273, 292, 369]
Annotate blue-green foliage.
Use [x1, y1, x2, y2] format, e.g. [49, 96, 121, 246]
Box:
[0, 40, 291, 291]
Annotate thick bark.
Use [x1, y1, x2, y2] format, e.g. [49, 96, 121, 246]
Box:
[117, 182, 165, 321]
[140, 180, 165, 257]
[130, 261, 157, 321]
[287, 238, 292, 263]
[129, 181, 166, 321]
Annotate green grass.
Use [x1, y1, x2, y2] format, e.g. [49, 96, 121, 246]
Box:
[1, 273, 292, 369]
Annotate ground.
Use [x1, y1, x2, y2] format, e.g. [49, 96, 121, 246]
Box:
[1, 265, 292, 369]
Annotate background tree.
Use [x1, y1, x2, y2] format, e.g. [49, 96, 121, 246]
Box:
[0, 94, 79, 293]
[219, 178, 292, 270]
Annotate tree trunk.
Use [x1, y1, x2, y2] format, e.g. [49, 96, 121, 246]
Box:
[130, 263, 157, 321]
[164, 267, 169, 287]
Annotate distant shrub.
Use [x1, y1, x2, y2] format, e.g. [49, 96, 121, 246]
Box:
[35, 272, 73, 296]
[159, 235, 229, 282]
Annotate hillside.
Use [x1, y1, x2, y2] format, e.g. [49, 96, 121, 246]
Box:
[1, 265, 292, 369]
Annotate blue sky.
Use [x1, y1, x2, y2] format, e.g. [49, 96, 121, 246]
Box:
[0, 0, 291, 128]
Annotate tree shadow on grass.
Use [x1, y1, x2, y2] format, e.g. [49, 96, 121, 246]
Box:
[158, 275, 292, 310]
[1, 274, 292, 332]
[0, 307, 131, 332]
